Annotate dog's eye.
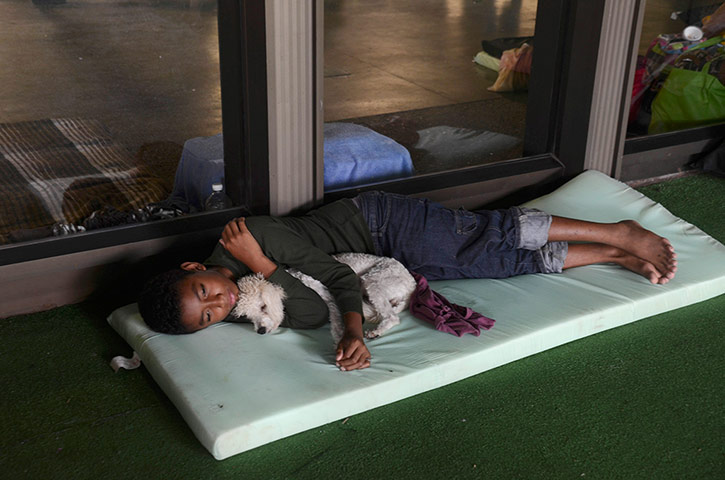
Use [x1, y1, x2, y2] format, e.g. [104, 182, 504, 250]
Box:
[260, 304, 267, 312]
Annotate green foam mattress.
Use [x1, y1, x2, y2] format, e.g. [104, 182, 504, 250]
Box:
[108, 170, 725, 459]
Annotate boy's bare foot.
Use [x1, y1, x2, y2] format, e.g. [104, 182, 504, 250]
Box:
[616, 220, 677, 281]
[563, 243, 672, 284]
[547, 216, 677, 282]
[613, 250, 671, 285]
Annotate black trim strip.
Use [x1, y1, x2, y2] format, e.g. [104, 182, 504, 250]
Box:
[219, 0, 270, 214]
[553, 0, 606, 173]
[624, 123, 725, 155]
[524, 0, 568, 155]
[218, 0, 245, 206]
[323, 155, 562, 202]
[0, 208, 247, 266]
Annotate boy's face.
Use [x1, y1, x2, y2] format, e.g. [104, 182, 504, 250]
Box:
[177, 265, 239, 333]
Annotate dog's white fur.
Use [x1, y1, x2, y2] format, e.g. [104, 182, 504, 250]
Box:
[231, 253, 416, 343]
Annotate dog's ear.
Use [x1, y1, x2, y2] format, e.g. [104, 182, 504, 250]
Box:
[180, 261, 206, 272]
[259, 282, 287, 323]
[259, 282, 287, 304]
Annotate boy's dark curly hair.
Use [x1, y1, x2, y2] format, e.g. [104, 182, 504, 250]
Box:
[137, 268, 194, 334]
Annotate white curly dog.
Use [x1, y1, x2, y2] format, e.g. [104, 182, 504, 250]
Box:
[231, 253, 416, 343]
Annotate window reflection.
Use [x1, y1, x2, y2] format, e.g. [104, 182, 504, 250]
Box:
[628, 1, 725, 137]
[323, 0, 537, 191]
[0, 0, 222, 245]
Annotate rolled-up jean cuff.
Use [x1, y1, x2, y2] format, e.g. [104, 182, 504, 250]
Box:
[515, 207, 553, 250]
[537, 241, 568, 273]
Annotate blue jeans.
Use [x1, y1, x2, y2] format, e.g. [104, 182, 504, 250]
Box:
[352, 191, 567, 280]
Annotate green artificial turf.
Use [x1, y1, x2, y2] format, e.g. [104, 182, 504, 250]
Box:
[1, 173, 723, 479]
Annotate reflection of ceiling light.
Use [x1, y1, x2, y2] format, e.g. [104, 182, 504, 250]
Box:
[494, 0, 505, 20]
[445, 0, 464, 17]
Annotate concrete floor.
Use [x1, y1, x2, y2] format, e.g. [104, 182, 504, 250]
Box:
[0, 0, 222, 153]
[322, 0, 715, 172]
[324, 0, 537, 122]
[323, 0, 539, 174]
[1, 0, 712, 151]
[1, 0, 537, 166]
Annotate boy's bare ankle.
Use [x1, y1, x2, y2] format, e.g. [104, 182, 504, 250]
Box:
[597, 244, 624, 261]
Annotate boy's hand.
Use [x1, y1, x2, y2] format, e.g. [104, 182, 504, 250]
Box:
[335, 312, 371, 371]
[220, 218, 277, 278]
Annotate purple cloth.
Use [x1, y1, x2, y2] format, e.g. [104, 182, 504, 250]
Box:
[409, 272, 495, 337]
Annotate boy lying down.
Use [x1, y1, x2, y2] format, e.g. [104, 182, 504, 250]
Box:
[138, 191, 677, 372]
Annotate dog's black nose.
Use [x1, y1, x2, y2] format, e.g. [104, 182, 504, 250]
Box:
[257, 327, 267, 334]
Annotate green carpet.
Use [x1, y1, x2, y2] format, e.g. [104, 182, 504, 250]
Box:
[1, 173, 723, 479]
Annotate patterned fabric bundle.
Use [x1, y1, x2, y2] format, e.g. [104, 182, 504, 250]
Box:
[0, 118, 175, 244]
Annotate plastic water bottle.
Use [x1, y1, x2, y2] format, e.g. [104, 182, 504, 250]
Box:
[204, 182, 232, 210]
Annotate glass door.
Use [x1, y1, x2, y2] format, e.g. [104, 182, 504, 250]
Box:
[322, 0, 540, 192]
[0, 0, 225, 247]
[627, 0, 725, 137]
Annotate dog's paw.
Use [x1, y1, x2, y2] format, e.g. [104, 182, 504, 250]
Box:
[364, 329, 381, 340]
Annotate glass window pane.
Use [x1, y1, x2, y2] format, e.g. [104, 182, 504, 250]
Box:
[0, 0, 223, 245]
[628, 0, 725, 137]
[323, 0, 538, 192]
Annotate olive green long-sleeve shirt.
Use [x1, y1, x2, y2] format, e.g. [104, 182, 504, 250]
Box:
[204, 198, 375, 329]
